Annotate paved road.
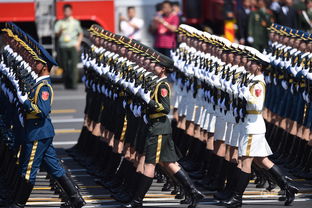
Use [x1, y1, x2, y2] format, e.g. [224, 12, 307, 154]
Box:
[25, 83, 312, 208]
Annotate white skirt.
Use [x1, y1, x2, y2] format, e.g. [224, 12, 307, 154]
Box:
[214, 117, 227, 141]
[194, 104, 204, 125]
[230, 123, 240, 147]
[199, 107, 207, 128]
[173, 94, 182, 109]
[225, 122, 234, 145]
[186, 97, 196, 121]
[178, 95, 187, 117]
[238, 134, 273, 157]
[172, 84, 181, 109]
[203, 112, 216, 133]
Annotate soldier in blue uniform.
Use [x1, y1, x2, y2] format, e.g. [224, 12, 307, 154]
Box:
[0, 23, 86, 208]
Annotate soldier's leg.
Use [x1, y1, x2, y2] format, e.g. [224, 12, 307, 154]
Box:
[222, 156, 252, 208]
[254, 157, 298, 206]
[10, 139, 53, 207]
[161, 161, 205, 207]
[59, 48, 70, 89]
[68, 47, 79, 89]
[210, 121, 233, 193]
[180, 107, 206, 172]
[42, 140, 85, 207]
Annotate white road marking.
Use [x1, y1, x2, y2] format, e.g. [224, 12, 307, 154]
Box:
[51, 115, 75, 120]
[54, 95, 85, 100]
[53, 141, 77, 146]
[27, 202, 63, 205]
[67, 168, 87, 172]
[52, 118, 84, 123]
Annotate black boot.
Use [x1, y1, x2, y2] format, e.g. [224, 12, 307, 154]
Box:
[195, 150, 215, 188]
[222, 170, 250, 208]
[214, 162, 239, 201]
[205, 155, 226, 191]
[121, 174, 153, 208]
[56, 173, 86, 208]
[7, 178, 34, 208]
[174, 169, 205, 208]
[268, 165, 299, 206]
[253, 166, 267, 188]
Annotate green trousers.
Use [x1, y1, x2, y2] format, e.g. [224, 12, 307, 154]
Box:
[59, 47, 79, 89]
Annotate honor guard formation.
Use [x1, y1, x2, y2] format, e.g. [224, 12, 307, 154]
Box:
[1, 21, 312, 208]
[0, 23, 86, 208]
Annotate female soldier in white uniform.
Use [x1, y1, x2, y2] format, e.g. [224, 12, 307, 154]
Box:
[223, 50, 298, 208]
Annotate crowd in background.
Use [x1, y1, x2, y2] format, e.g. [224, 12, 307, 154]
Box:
[119, 1, 181, 57]
[118, 0, 312, 55]
[236, 0, 312, 51]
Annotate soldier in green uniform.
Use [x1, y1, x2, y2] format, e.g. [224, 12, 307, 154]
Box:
[123, 52, 205, 208]
[248, 0, 272, 51]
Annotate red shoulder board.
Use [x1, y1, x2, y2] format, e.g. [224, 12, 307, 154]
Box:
[255, 89, 262, 97]
[42, 91, 49, 101]
[161, 88, 168, 97]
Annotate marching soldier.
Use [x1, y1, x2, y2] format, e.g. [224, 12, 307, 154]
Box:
[0, 22, 86, 208]
[222, 48, 298, 208]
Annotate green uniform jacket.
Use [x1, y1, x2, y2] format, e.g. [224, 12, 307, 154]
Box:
[147, 77, 171, 136]
[248, 9, 272, 51]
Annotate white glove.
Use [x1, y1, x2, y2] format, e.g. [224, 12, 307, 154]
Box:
[8, 91, 13, 103]
[133, 84, 141, 95]
[19, 113, 24, 127]
[143, 114, 149, 124]
[137, 105, 142, 117]
[242, 86, 252, 101]
[123, 100, 127, 109]
[220, 99, 226, 109]
[133, 105, 138, 117]
[115, 73, 121, 83]
[281, 80, 288, 90]
[138, 87, 145, 98]
[239, 109, 244, 118]
[247, 36, 254, 43]
[142, 91, 151, 104]
[17, 91, 28, 103]
[273, 77, 277, 85]
[81, 75, 86, 83]
[128, 81, 135, 93]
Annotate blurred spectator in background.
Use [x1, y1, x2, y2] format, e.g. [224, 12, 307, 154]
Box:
[303, 0, 312, 31]
[294, 0, 307, 30]
[276, 0, 298, 28]
[250, 0, 258, 10]
[55, 4, 83, 90]
[119, 6, 144, 41]
[237, 0, 252, 45]
[150, 1, 179, 57]
[155, 2, 164, 16]
[172, 1, 185, 24]
[295, 0, 312, 31]
[248, 0, 272, 51]
[270, 0, 281, 15]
